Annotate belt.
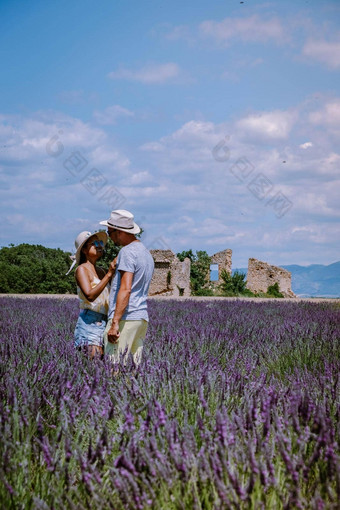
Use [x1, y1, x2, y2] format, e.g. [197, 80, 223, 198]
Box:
[80, 309, 107, 320]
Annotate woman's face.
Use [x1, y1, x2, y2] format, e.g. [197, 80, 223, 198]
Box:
[82, 235, 104, 259]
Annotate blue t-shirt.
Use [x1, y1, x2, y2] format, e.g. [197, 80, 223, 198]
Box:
[108, 241, 154, 321]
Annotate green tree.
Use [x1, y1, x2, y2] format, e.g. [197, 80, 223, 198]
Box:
[219, 270, 252, 296]
[177, 249, 195, 263]
[0, 244, 76, 294]
[97, 237, 120, 271]
[177, 249, 211, 295]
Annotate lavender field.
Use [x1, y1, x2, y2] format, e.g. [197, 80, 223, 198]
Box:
[0, 297, 339, 509]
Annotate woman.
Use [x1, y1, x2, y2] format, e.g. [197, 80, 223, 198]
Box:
[68, 230, 116, 358]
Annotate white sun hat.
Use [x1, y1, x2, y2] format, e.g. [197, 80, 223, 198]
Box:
[99, 209, 141, 234]
[65, 230, 108, 275]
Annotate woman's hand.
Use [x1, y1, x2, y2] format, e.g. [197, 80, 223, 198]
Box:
[107, 257, 117, 279]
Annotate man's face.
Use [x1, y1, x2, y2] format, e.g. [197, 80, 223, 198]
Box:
[107, 227, 120, 244]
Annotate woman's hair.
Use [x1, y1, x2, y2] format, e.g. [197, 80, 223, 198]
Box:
[79, 241, 90, 265]
[79, 250, 87, 265]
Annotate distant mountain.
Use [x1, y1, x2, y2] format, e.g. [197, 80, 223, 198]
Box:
[282, 262, 340, 298]
[232, 262, 340, 298]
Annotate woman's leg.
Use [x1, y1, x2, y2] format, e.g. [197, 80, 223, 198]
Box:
[75, 310, 106, 359]
[87, 344, 103, 359]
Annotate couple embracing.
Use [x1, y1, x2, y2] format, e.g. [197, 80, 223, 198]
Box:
[69, 209, 154, 366]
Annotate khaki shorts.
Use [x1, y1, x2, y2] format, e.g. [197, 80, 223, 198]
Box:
[104, 318, 148, 365]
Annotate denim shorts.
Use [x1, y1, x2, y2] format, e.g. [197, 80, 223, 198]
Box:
[74, 309, 107, 348]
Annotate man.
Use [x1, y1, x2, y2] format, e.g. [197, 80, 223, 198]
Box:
[100, 209, 154, 366]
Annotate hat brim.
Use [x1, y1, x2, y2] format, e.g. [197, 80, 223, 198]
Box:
[75, 231, 108, 264]
[99, 220, 141, 235]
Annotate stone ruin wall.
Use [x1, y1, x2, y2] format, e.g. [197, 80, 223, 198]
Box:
[148, 250, 295, 298]
[210, 249, 232, 285]
[148, 250, 191, 297]
[148, 248, 232, 296]
[246, 258, 296, 298]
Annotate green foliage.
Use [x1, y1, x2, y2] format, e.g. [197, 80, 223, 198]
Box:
[194, 287, 215, 296]
[219, 270, 252, 296]
[0, 244, 76, 294]
[267, 282, 284, 298]
[177, 249, 195, 263]
[97, 236, 120, 271]
[252, 283, 284, 298]
[177, 249, 211, 295]
[167, 271, 171, 286]
[0, 231, 137, 295]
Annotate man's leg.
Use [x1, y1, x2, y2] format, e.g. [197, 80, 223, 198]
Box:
[130, 320, 148, 366]
[118, 320, 148, 366]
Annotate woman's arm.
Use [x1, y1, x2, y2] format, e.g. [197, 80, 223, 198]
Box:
[75, 259, 116, 302]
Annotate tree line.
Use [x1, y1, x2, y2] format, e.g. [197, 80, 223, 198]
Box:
[0, 241, 121, 294]
[0, 243, 283, 297]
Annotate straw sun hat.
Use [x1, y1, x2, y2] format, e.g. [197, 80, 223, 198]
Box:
[65, 230, 108, 275]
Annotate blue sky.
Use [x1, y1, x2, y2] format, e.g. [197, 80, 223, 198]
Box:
[0, 0, 339, 267]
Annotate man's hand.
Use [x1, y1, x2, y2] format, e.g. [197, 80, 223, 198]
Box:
[108, 320, 120, 344]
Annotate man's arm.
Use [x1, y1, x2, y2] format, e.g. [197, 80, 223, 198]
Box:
[107, 270, 133, 343]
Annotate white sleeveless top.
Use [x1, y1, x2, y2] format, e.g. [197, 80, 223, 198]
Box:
[77, 276, 110, 316]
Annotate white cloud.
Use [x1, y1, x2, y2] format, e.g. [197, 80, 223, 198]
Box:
[138, 120, 228, 183]
[236, 110, 296, 142]
[150, 23, 194, 44]
[291, 223, 340, 245]
[90, 145, 130, 168]
[302, 38, 340, 69]
[0, 111, 132, 247]
[1, 96, 340, 267]
[292, 226, 315, 234]
[120, 184, 168, 199]
[93, 105, 134, 125]
[299, 142, 313, 149]
[0, 112, 128, 172]
[309, 99, 340, 127]
[324, 151, 340, 163]
[170, 120, 219, 144]
[163, 25, 193, 43]
[1, 212, 104, 251]
[308, 99, 340, 142]
[199, 15, 287, 45]
[108, 63, 181, 84]
[139, 141, 164, 152]
[132, 97, 340, 263]
[292, 189, 340, 218]
[128, 171, 154, 186]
